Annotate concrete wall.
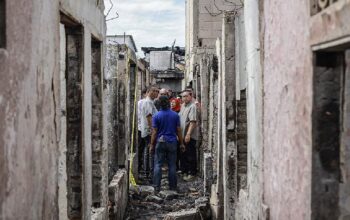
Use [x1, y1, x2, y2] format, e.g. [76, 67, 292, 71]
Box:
[261, 0, 313, 219]
[107, 35, 137, 53]
[108, 169, 128, 220]
[221, 14, 236, 220]
[0, 0, 106, 219]
[0, 1, 60, 219]
[185, 0, 236, 86]
[106, 42, 138, 179]
[187, 0, 350, 219]
[105, 43, 119, 181]
[150, 51, 173, 71]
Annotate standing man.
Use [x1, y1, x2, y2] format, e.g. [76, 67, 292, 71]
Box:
[154, 88, 168, 110]
[150, 96, 184, 192]
[137, 88, 147, 173]
[179, 90, 198, 181]
[140, 85, 159, 180]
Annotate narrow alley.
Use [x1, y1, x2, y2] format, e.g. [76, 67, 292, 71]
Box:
[1, 0, 350, 220]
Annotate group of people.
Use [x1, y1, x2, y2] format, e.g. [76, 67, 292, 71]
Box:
[137, 85, 199, 192]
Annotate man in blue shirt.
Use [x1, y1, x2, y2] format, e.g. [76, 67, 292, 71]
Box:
[150, 96, 184, 191]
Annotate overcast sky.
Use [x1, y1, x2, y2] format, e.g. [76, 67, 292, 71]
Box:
[104, 0, 185, 57]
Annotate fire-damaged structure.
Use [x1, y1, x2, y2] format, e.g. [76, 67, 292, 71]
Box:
[142, 47, 185, 94]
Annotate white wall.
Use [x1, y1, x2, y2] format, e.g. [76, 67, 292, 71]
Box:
[150, 51, 173, 71]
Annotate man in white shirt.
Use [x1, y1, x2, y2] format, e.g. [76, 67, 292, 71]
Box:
[137, 88, 147, 172]
[140, 85, 159, 179]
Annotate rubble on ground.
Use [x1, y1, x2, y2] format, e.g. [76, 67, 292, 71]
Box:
[124, 172, 211, 220]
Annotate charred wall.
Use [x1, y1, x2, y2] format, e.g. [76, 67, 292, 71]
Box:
[91, 40, 103, 208]
[0, 0, 106, 219]
[236, 89, 247, 191]
[66, 27, 83, 218]
[106, 44, 119, 180]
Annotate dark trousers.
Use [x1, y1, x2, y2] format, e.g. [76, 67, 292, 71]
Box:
[153, 142, 178, 189]
[143, 135, 154, 176]
[176, 143, 181, 170]
[180, 139, 197, 175]
[137, 130, 145, 171]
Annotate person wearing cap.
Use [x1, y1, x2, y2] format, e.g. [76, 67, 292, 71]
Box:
[150, 96, 184, 191]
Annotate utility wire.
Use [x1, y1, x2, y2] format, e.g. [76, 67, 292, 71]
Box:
[106, 0, 119, 21]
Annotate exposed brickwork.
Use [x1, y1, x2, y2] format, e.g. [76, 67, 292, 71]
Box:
[208, 56, 219, 173]
[66, 29, 83, 219]
[91, 41, 103, 208]
[204, 153, 213, 194]
[236, 89, 247, 191]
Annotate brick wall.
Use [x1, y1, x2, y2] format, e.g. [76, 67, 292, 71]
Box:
[91, 41, 103, 207]
[66, 29, 83, 218]
[236, 89, 247, 191]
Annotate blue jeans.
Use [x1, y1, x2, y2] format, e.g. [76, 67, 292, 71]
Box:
[153, 142, 177, 189]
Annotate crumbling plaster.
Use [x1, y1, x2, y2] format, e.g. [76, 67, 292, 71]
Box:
[310, 0, 350, 47]
[235, 0, 264, 219]
[0, 0, 106, 219]
[0, 1, 60, 219]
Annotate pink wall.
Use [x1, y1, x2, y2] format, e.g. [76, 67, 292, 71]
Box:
[262, 1, 313, 219]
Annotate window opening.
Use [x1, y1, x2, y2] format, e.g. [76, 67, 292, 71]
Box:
[60, 13, 84, 218]
[312, 51, 342, 219]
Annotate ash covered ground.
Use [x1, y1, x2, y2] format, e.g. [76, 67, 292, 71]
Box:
[124, 171, 211, 220]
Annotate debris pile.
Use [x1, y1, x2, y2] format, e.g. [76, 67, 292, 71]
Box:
[124, 172, 211, 220]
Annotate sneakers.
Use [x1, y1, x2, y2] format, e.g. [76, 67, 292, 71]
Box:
[183, 174, 196, 182]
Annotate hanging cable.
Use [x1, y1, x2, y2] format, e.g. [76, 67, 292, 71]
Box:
[106, 0, 119, 22]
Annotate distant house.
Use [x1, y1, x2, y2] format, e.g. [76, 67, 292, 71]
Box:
[107, 35, 138, 53]
[141, 47, 185, 94]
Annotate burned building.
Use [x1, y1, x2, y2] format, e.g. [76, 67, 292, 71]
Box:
[0, 0, 108, 219]
[142, 47, 185, 94]
[105, 35, 140, 218]
[186, 0, 350, 219]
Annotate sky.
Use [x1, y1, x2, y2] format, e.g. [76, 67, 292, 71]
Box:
[104, 0, 186, 57]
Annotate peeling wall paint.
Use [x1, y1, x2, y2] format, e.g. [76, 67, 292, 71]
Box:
[0, 0, 106, 219]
